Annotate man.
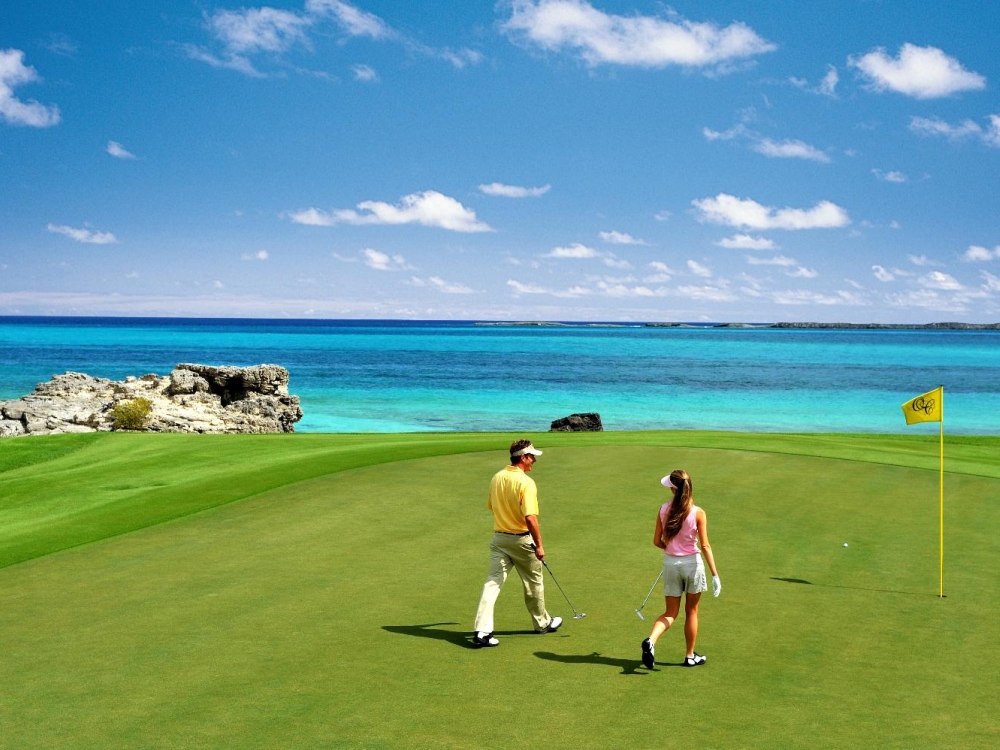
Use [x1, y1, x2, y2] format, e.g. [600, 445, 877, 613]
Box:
[472, 439, 562, 648]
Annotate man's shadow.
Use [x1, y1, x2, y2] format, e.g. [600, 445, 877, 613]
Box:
[534, 650, 662, 676]
[382, 622, 536, 650]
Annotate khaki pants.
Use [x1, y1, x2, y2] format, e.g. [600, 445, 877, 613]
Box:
[474, 532, 551, 634]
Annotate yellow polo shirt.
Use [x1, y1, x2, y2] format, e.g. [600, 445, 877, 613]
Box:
[486, 465, 539, 533]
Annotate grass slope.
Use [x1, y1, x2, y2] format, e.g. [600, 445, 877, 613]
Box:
[1, 432, 997, 748]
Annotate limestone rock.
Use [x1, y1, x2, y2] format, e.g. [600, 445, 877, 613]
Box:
[550, 412, 603, 432]
[0, 364, 303, 438]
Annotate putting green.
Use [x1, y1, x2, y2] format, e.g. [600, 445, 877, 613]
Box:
[1, 434, 997, 748]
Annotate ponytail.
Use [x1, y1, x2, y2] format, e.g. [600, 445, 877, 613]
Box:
[663, 470, 693, 542]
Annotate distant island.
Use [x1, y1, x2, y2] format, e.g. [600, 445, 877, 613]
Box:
[476, 321, 1000, 330]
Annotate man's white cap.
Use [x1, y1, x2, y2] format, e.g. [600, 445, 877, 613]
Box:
[660, 475, 676, 489]
[512, 444, 543, 457]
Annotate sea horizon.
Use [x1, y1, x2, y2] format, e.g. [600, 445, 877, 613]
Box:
[3, 315, 999, 435]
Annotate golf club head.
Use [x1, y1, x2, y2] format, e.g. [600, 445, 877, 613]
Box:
[574, 613, 586, 619]
[635, 609, 645, 621]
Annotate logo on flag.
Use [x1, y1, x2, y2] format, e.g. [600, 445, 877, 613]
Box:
[901, 386, 943, 425]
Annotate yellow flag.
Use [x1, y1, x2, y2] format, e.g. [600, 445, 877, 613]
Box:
[901, 387, 943, 425]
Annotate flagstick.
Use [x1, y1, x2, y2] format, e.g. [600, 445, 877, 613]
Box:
[939, 386, 945, 598]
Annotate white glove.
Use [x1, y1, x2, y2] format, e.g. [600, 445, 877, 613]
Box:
[712, 575, 722, 598]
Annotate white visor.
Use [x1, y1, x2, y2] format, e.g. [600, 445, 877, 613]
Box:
[512, 444, 543, 457]
[660, 475, 676, 489]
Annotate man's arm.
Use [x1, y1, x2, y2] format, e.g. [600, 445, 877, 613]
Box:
[525, 514, 544, 560]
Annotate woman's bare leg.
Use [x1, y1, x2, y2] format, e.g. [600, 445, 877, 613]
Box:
[649, 596, 681, 645]
[683, 592, 702, 657]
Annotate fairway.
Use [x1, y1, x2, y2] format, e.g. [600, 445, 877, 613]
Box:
[1, 433, 998, 748]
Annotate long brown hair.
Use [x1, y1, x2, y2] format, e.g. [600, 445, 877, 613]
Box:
[662, 469, 693, 543]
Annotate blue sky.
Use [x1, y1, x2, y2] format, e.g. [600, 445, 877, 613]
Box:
[2, 0, 999, 322]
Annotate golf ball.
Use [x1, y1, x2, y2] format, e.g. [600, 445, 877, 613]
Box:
[843, 543, 849, 547]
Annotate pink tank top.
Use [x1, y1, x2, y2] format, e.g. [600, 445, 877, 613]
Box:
[659, 502, 700, 556]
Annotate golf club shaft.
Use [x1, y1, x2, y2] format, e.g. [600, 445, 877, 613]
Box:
[637, 570, 663, 611]
[541, 560, 579, 615]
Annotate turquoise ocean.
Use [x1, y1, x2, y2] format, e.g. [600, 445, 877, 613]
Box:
[1, 316, 998, 434]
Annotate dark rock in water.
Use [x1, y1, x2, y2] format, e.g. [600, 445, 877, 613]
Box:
[550, 413, 603, 432]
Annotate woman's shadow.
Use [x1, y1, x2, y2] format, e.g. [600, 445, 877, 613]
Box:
[534, 650, 664, 676]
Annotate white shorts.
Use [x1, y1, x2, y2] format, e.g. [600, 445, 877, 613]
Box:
[662, 553, 707, 597]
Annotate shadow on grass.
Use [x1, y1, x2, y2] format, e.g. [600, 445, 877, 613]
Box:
[770, 576, 935, 597]
[534, 650, 652, 676]
[382, 622, 538, 649]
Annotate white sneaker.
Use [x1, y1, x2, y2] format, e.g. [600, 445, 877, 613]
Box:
[539, 616, 563, 633]
[472, 632, 499, 648]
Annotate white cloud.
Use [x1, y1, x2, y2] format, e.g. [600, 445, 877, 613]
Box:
[910, 115, 1000, 148]
[306, 0, 394, 40]
[702, 124, 746, 141]
[288, 191, 492, 232]
[207, 7, 312, 55]
[213, 280, 225, 289]
[603, 257, 632, 270]
[654, 209, 672, 222]
[506, 279, 591, 297]
[106, 141, 136, 159]
[351, 64, 379, 82]
[286, 207, 336, 226]
[193, 2, 472, 77]
[818, 65, 839, 96]
[770, 289, 866, 306]
[747, 255, 796, 267]
[46, 223, 118, 244]
[963, 245, 1000, 262]
[182, 45, 263, 77]
[704, 123, 828, 162]
[501, 0, 775, 70]
[871, 168, 906, 183]
[0, 49, 61, 127]
[788, 266, 818, 279]
[717, 233, 775, 250]
[849, 43, 985, 99]
[363, 248, 410, 271]
[692, 193, 850, 230]
[241, 250, 269, 261]
[919, 271, 963, 290]
[790, 65, 838, 97]
[983, 271, 1000, 292]
[546, 243, 599, 258]
[410, 275, 475, 294]
[594, 281, 661, 297]
[507, 279, 548, 294]
[332, 251, 358, 262]
[752, 138, 830, 163]
[687, 260, 712, 277]
[479, 182, 551, 198]
[907, 254, 933, 266]
[873, 264, 895, 282]
[675, 284, 738, 302]
[599, 230, 645, 245]
[644, 261, 674, 283]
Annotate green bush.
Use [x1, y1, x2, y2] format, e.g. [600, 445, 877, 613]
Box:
[111, 397, 153, 431]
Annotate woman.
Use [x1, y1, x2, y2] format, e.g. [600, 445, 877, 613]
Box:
[641, 469, 721, 669]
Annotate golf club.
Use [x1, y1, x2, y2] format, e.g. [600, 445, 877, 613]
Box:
[541, 560, 586, 619]
[634, 570, 663, 621]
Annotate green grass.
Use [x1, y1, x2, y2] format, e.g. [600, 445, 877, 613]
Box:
[1, 431, 997, 748]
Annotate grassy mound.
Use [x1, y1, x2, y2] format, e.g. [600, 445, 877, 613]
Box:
[1, 432, 997, 747]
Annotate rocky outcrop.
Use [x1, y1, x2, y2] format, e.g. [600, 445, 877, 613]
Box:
[550, 413, 603, 432]
[0, 364, 303, 437]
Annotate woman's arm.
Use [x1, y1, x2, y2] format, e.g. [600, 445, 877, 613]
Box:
[653, 511, 666, 550]
[696, 508, 718, 576]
